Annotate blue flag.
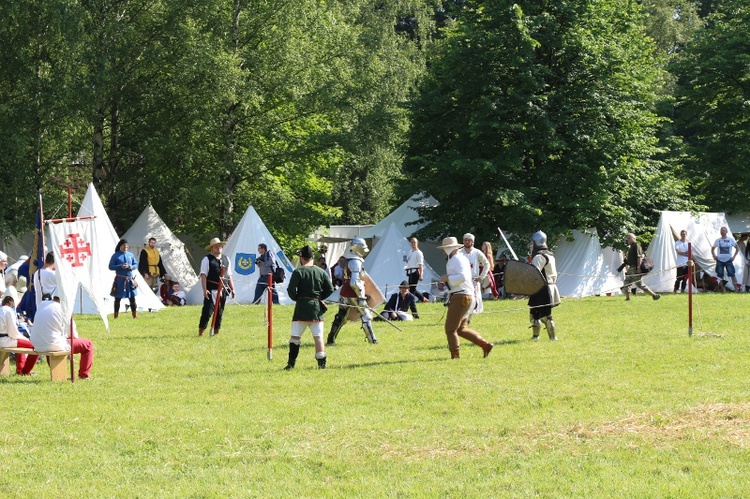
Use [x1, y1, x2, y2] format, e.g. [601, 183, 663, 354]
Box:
[18, 194, 44, 320]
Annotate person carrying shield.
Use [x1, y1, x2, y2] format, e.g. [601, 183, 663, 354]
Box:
[528, 231, 560, 340]
[326, 237, 378, 345]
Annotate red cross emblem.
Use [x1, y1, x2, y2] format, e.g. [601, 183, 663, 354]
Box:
[59, 233, 92, 267]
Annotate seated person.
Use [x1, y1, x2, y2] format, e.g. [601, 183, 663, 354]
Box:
[163, 281, 187, 306]
[0, 296, 38, 375]
[30, 292, 94, 379]
[380, 281, 420, 321]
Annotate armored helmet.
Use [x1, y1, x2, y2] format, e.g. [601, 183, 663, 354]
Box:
[349, 237, 369, 257]
[531, 230, 547, 248]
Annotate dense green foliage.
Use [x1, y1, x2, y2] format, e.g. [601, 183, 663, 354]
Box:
[404, 0, 693, 248]
[673, 0, 750, 214]
[1, 0, 747, 253]
[2, 295, 749, 496]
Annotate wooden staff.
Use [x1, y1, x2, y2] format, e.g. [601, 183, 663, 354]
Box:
[267, 273, 273, 360]
[209, 266, 226, 336]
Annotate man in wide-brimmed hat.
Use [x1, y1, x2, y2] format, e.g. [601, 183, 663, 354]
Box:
[438, 237, 493, 359]
[380, 280, 420, 321]
[198, 237, 235, 336]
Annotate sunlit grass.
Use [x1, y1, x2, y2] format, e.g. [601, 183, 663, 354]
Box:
[1, 293, 749, 497]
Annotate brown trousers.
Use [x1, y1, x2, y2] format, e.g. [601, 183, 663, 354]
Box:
[444, 293, 487, 351]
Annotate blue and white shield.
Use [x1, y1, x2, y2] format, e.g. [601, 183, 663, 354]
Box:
[235, 253, 256, 275]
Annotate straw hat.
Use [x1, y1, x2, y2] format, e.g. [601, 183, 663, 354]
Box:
[205, 237, 227, 251]
[437, 237, 463, 251]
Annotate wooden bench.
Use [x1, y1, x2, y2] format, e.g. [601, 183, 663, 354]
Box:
[0, 347, 70, 381]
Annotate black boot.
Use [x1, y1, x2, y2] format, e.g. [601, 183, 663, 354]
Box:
[284, 342, 300, 370]
[316, 353, 327, 369]
[327, 311, 345, 345]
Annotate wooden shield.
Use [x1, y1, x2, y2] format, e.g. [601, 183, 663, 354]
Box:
[503, 259, 546, 296]
[345, 272, 385, 321]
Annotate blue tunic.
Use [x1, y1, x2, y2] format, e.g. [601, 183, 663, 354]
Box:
[109, 251, 139, 299]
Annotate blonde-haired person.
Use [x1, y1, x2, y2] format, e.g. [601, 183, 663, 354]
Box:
[480, 241, 499, 299]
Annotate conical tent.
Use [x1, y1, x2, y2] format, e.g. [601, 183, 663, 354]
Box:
[643, 211, 742, 292]
[75, 184, 165, 314]
[122, 205, 199, 292]
[185, 205, 294, 305]
[554, 229, 623, 297]
[360, 193, 444, 272]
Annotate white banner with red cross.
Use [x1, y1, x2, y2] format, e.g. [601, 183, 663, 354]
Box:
[47, 218, 109, 330]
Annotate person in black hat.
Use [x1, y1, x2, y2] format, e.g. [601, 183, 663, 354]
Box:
[380, 280, 420, 321]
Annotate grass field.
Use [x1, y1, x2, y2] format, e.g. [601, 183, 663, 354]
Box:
[1, 293, 749, 497]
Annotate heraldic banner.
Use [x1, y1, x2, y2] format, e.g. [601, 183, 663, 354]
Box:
[47, 218, 109, 330]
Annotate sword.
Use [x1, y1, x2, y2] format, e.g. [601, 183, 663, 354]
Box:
[497, 227, 519, 261]
[323, 299, 404, 332]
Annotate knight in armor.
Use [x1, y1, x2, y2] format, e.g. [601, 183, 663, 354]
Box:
[326, 237, 378, 345]
[528, 231, 560, 341]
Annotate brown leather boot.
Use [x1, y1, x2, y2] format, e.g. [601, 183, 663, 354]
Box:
[198, 328, 205, 336]
[132, 310, 138, 318]
[114, 310, 119, 319]
[450, 349, 460, 359]
[213, 329, 219, 336]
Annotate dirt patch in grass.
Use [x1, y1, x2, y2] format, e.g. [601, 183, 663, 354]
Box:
[546, 403, 750, 448]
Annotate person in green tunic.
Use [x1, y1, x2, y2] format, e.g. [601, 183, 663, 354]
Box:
[285, 245, 335, 370]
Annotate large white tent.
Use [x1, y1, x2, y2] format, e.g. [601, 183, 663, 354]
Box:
[554, 228, 623, 297]
[726, 213, 750, 234]
[185, 205, 294, 305]
[360, 194, 444, 272]
[309, 224, 373, 269]
[75, 184, 165, 314]
[327, 222, 440, 303]
[643, 211, 742, 292]
[122, 205, 199, 292]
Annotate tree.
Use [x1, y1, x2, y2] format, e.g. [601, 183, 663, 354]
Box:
[404, 0, 690, 248]
[673, 0, 750, 214]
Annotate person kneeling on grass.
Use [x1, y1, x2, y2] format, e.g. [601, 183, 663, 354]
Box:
[380, 281, 420, 321]
[30, 292, 94, 379]
[285, 245, 334, 370]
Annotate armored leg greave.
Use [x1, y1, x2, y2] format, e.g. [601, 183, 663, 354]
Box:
[541, 316, 557, 340]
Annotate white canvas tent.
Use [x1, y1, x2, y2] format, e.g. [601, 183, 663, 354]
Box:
[75, 184, 165, 314]
[185, 205, 294, 305]
[554, 229, 623, 297]
[726, 213, 750, 234]
[309, 224, 373, 269]
[0, 232, 34, 263]
[360, 194, 444, 272]
[643, 211, 743, 292]
[327, 222, 440, 303]
[122, 205, 199, 292]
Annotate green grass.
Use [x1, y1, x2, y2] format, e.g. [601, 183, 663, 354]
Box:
[2, 293, 749, 497]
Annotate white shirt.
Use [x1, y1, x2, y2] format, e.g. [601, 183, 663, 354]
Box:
[460, 247, 490, 279]
[199, 254, 233, 278]
[675, 240, 689, 266]
[30, 300, 78, 352]
[713, 236, 737, 262]
[445, 252, 474, 295]
[0, 305, 24, 348]
[34, 268, 57, 305]
[406, 249, 424, 270]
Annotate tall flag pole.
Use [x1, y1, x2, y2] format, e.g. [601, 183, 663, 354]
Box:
[68, 188, 75, 382]
[17, 191, 45, 320]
